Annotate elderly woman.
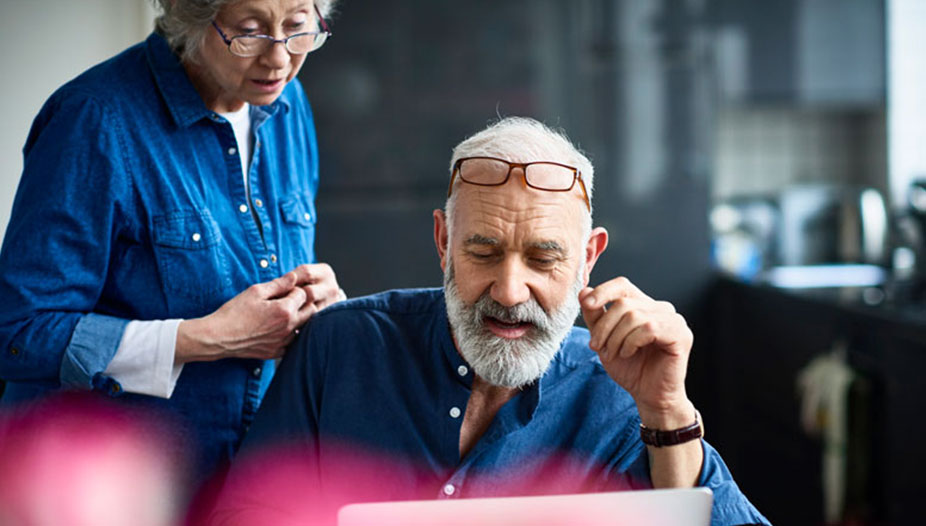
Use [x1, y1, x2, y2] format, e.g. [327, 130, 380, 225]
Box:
[0, 0, 342, 477]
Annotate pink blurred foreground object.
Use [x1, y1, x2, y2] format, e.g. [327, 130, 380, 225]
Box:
[0, 393, 184, 526]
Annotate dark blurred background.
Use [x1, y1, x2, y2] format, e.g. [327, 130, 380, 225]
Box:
[303, 0, 713, 311]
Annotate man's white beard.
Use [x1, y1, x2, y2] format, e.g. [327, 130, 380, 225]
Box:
[443, 258, 584, 388]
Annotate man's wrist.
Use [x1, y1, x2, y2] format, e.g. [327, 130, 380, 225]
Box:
[640, 408, 703, 447]
[637, 399, 696, 430]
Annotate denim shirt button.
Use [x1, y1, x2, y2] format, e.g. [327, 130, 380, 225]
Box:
[457, 365, 468, 376]
[252, 367, 262, 378]
[259, 259, 269, 268]
[238, 204, 248, 213]
[449, 407, 461, 419]
[254, 199, 263, 208]
[270, 254, 277, 263]
[227, 147, 237, 156]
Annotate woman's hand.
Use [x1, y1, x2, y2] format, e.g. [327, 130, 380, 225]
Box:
[174, 264, 343, 364]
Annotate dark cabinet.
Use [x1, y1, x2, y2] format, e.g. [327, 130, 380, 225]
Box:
[709, 0, 885, 105]
[695, 277, 926, 524]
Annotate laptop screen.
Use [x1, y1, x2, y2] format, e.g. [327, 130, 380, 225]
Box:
[338, 488, 713, 526]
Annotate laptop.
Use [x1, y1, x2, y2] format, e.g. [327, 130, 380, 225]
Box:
[337, 487, 713, 526]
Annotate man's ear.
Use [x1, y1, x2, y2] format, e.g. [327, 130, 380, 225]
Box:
[433, 209, 449, 272]
[583, 227, 609, 285]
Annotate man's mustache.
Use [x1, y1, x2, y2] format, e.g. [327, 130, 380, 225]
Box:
[472, 293, 551, 332]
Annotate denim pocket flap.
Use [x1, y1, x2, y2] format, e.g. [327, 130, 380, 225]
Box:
[280, 194, 316, 227]
[153, 210, 221, 249]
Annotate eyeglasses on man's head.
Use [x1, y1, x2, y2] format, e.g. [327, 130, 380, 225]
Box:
[447, 156, 591, 211]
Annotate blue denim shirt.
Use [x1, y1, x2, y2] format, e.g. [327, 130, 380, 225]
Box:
[238, 289, 770, 526]
[0, 33, 321, 476]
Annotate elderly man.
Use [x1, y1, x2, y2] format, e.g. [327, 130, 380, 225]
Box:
[213, 118, 769, 526]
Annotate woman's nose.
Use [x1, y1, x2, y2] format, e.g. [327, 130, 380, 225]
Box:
[260, 39, 290, 69]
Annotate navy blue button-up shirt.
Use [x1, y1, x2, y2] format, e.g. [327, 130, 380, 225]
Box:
[0, 32, 321, 475]
[237, 289, 769, 526]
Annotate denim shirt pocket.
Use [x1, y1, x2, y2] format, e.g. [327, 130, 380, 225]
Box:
[152, 209, 233, 313]
[279, 193, 316, 265]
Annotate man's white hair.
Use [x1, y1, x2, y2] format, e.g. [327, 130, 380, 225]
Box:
[444, 117, 595, 237]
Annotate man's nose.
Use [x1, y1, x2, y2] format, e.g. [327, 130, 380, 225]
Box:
[490, 257, 531, 307]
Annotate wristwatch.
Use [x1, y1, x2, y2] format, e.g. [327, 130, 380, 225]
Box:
[639, 409, 703, 447]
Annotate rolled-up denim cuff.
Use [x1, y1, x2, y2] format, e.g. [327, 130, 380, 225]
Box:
[60, 313, 130, 390]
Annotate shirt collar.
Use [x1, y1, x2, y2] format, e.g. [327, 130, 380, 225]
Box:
[144, 32, 291, 128]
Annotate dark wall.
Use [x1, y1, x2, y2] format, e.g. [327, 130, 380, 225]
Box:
[301, 0, 713, 315]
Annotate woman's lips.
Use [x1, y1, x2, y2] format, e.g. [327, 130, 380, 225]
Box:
[485, 317, 532, 339]
[251, 78, 284, 92]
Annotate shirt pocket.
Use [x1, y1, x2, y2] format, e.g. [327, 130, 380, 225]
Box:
[152, 209, 233, 313]
[278, 193, 316, 265]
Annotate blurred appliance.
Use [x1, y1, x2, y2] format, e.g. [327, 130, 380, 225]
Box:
[777, 184, 888, 267]
[710, 198, 779, 279]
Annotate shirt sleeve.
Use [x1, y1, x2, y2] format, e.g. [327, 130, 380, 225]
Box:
[0, 92, 133, 392]
[104, 320, 184, 398]
[209, 314, 329, 525]
[697, 440, 772, 526]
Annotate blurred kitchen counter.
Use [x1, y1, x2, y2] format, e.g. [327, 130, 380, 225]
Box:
[689, 275, 926, 525]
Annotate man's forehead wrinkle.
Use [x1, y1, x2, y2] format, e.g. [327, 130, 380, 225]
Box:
[466, 193, 570, 224]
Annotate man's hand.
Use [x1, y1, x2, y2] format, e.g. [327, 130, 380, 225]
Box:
[580, 276, 702, 489]
[175, 263, 344, 364]
[579, 277, 694, 428]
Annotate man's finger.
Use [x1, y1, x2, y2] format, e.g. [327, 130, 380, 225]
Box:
[579, 287, 606, 329]
[581, 276, 651, 311]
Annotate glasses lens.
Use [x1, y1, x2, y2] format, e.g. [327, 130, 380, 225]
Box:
[284, 33, 322, 54]
[229, 36, 269, 57]
[525, 163, 576, 190]
[458, 158, 511, 185]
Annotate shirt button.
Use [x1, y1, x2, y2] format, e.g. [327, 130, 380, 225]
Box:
[191, 232, 201, 242]
[255, 199, 263, 208]
[449, 407, 461, 418]
[239, 204, 249, 213]
[442, 484, 456, 496]
[228, 147, 237, 155]
[270, 254, 278, 263]
[303, 212, 311, 221]
[457, 365, 468, 376]
[259, 259, 269, 268]
[252, 367, 262, 378]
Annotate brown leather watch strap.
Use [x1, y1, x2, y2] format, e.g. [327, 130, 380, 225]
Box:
[639, 409, 703, 447]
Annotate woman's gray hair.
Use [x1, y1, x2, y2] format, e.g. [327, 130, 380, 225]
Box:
[444, 117, 595, 238]
[152, 0, 338, 62]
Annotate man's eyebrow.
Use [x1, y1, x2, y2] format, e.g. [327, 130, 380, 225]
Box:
[530, 240, 567, 255]
[464, 234, 499, 246]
